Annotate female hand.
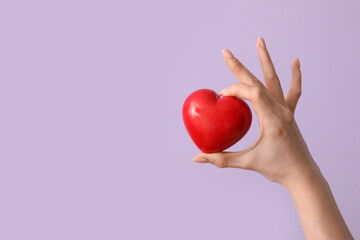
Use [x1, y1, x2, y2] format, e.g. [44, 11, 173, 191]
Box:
[193, 37, 319, 189]
[193, 38, 354, 239]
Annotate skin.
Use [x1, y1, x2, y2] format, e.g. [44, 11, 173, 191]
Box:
[193, 37, 354, 240]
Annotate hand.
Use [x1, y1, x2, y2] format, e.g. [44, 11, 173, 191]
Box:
[192, 37, 354, 239]
[193, 37, 320, 188]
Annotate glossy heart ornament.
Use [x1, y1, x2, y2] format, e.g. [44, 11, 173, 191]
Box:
[182, 89, 252, 153]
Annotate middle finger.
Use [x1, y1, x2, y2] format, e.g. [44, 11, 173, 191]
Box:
[256, 37, 286, 104]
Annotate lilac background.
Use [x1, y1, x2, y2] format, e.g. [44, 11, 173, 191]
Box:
[0, 0, 359, 239]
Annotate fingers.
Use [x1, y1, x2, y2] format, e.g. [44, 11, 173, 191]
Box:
[222, 48, 264, 88]
[286, 58, 302, 113]
[193, 149, 255, 169]
[256, 37, 286, 104]
[220, 83, 256, 101]
[220, 83, 273, 118]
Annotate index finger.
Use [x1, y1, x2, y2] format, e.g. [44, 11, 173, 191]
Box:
[222, 48, 264, 88]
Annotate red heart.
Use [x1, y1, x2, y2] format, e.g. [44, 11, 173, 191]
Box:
[182, 89, 252, 153]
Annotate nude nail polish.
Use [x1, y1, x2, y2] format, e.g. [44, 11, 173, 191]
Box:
[258, 37, 266, 49]
[222, 48, 234, 59]
[192, 157, 209, 163]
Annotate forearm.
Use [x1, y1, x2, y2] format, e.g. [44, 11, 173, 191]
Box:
[286, 163, 353, 240]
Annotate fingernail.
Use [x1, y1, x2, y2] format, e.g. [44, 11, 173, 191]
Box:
[222, 48, 234, 59]
[296, 58, 300, 68]
[219, 88, 227, 96]
[258, 37, 266, 49]
[192, 157, 209, 163]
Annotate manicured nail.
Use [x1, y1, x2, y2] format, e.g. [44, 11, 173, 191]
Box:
[258, 37, 266, 49]
[222, 48, 234, 59]
[219, 88, 227, 96]
[192, 157, 209, 163]
[296, 58, 300, 68]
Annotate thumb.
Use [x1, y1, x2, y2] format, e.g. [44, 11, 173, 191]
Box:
[193, 150, 254, 170]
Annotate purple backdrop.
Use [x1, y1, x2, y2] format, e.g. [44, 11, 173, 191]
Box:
[0, 0, 359, 239]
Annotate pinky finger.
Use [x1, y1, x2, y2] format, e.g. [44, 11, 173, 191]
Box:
[286, 58, 302, 113]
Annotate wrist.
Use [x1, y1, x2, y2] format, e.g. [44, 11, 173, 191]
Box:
[282, 157, 325, 193]
[287, 170, 326, 196]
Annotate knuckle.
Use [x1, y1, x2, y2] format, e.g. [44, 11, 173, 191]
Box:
[214, 157, 228, 168]
[265, 75, 280, 85]
[267, 108, 295, 136]
[289, 88, 302, 98]
[252, 87, 263, 100]
[227, 83, 241, 94]
[230, 83, 241, 89]
[271, 75, 279, 83]
[230, 59, 242, 71]
[284, 108, 295, 124]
